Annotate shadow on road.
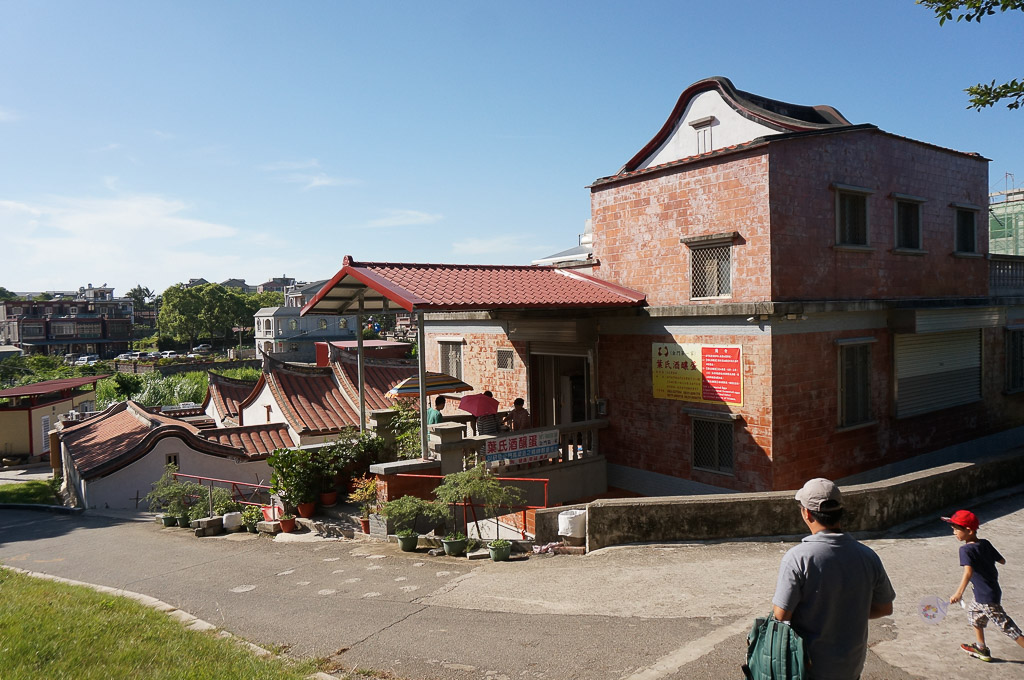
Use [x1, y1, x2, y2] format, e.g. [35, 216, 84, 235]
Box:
[0, 508, 143, 550]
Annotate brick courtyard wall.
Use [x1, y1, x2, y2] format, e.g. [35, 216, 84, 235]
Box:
[598, 330, 773, 492]
[768, 130, 990, 301]
[590, 150, 772, 307]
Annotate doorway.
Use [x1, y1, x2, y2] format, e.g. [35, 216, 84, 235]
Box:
[529, 353, 590, 428]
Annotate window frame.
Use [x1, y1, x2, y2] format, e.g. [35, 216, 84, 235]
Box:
[836, 337, 876, 430]
[681, 232, 737, 301]
[832, 183, 874, 248]
[691, 417, 734, 475]
[496, 347, 515, 371]
[438, 340, 464, 380]
[953, 204, 980, 255]
[891, 193, 926, 252]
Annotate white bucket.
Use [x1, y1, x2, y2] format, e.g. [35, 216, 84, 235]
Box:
[557, 509, 587, 538]
[222, 511, 243, 530]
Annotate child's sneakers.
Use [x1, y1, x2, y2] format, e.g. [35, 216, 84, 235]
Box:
[960, 642, 992, 662]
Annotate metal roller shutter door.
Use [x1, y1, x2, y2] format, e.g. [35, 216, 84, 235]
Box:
[895, 330, 981, 418]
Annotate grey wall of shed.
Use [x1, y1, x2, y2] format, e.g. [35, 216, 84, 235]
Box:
[534, 451, 1024, 549]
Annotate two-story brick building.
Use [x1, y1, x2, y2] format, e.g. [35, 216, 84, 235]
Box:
[0, 290, 133, 360]
[305, 77, 1024, 494]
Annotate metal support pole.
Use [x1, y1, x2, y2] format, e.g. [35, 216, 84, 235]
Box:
[357, 293, 366, 433]
[418, 310, 428, 459]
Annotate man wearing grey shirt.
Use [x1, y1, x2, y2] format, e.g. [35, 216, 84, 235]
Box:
[772, 478, 896, 679]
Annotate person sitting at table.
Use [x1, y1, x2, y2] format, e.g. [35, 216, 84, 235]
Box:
[508, 397, 531, 431]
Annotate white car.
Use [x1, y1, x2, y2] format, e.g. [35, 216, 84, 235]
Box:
[161, 350, 178, 359]
[192, 343, 212, 353]
[75, 354, 99, 366]
[115, 353, 133, 361]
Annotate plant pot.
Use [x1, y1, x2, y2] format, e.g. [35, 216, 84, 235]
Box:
[443, 538, 468, 557]
[177, 515, 190, 528]
[296, 502, 316, 518]
[161, 515, 177, 527]
[396, 534, 419, 552]
[279, 517, 296, 533]
[319, 490, 338, 507]
[488, 544, 512, 562]
[359, 517, 370, 534]
[247, 524, 258, 533]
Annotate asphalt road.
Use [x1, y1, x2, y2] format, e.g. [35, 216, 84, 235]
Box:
[2, 487, 1024, 679]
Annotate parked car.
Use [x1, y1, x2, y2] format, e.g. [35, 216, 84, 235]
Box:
[115, 353, 134, 361]
[192, 344, 212, 353]
[147, 352, 162, 359]
[160, 350, 178, 359]
[75, 354, 99, 366]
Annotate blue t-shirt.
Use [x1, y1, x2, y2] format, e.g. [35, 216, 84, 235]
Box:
[773, 532, 896, 680]
[960, 539, 1004, 604]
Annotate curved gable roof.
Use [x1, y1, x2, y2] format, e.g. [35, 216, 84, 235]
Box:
[330, 352, 418, 413]
[203, 372, 259, 423]
[620, 76, 852, 174]
[262, 355, 359, 434]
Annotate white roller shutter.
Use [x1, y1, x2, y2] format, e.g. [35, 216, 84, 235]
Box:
[895, 330, 981, 418]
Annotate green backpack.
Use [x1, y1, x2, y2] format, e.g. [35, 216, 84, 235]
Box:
[741, 614, 807, 680]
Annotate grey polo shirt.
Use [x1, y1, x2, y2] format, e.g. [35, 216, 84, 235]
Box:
[772, 532, 895, 680]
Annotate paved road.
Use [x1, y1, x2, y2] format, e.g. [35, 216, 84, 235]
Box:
[2, 488, 1024, 679]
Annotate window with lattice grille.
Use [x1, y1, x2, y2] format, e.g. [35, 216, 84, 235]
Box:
[1007, 329, 1024, 393]
[692, 419, 733, 474]
[440, 341, 463, 379]
[839, 343, 872, 427]
[690, 245, 731, 298]
[497, 348, 514, 370]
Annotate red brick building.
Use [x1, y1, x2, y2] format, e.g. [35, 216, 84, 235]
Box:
[308, 77, 1024, 494]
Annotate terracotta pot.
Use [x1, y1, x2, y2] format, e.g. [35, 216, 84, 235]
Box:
[319, 490, 338, 507]
[296, 501, 316, 518]
[359, 517, 370, 534]
[279, 517, 296, 533]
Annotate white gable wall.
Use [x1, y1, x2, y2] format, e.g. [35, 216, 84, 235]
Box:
[82, 436, 272, 510]
[239, 382, 284, 428]
[637, 90, 778, 170]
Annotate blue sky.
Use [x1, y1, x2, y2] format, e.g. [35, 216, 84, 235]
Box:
[1, 1, 1021, 296]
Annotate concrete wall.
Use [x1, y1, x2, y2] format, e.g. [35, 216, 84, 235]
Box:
[497, 455, 606, 507]
[533, 450, 1024, 550]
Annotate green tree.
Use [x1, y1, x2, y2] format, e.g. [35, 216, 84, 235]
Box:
[33, 292, 53, 301]
[0, 286, 17, 301]
[158, 284, 204, 348]
[197, 284, 248, 346]
[243, 291, 285, 318]
[920, 0, 1024, 109]
[126, 284, 154, 312]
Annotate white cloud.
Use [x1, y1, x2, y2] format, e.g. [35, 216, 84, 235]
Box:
[451, 234, 536, 256]
[258, 159, 321, 172]
[364, 210, 443, 228]
[288, 173, 358, 190]
[259, 158, 356, 190]
[0, 106, 20, 123]
[93, 143, 123, 153]
[0, 193, 246, 293]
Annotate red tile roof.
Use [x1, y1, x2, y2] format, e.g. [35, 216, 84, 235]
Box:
[331, 352, 418, 412]
[262, 357, 359, 434]
[0, 375, 108, 399]
[202, 423, 293, 455]
[61, 401, 255, 478]
[302, 257, 646, 315]
[203, 373, 258, 423]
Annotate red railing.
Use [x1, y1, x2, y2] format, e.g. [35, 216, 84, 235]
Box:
[172, 473, 272, 508]
[393, 473, 549, 540]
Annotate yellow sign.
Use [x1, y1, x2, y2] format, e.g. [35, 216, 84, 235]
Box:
[652, 343, 743, 406]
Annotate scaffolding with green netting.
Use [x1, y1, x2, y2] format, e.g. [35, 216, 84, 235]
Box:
[990, 189, 1024, 256]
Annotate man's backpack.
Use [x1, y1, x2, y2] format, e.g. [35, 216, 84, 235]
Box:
[741, 614, 807, 680]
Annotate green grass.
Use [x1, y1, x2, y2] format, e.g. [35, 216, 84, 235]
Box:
[0, 480, 58, 505]
[0, 568, 318, 680]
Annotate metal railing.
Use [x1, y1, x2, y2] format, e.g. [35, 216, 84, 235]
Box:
[172, 472, 271, 509]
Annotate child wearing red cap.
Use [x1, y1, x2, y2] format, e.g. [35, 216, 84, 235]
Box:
[943, 509, 1024, 662]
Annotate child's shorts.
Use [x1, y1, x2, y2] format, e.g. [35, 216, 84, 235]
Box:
[968, 602, 1023, 640]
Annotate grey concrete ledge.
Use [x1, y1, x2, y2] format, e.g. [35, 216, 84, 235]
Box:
[0, 503, 84, 515]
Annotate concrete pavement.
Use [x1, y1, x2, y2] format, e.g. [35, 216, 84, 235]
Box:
[2, 487, 1024, 679]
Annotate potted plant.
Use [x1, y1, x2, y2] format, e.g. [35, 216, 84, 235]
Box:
[348, 475, 379, 534]
[488, 538, 512, 562]
[268, 447, 318, 518]
[241, 505, 262, 533]
[433, 463, 524, 540]
[279, 513, 297, 533]
[442, 531, 468, 557]
[380, 494, 444, 552]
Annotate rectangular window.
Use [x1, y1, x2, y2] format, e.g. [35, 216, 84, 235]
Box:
[837, 190, 869, 245]
[496, 348, 515, 370]
[895, 199, 922, 250]
[838, 342, 872, 427]
[41, 415, 51, 453]
[166, 453, 179, 468]
[439, 341, 463, 379]
[52, 322, 75, 336]
[692, 419, 733, 474]
[21, 323, 44, 338]
[1007, 329, 1024, 393]
[956, 209, 977, 253]
[690, 245, 731, 298]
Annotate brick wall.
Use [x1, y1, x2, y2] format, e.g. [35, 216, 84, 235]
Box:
[424, 330, 529, 415]
[590, 151, 772, 307]
[768, 130, 990, 301]
[597, 331, 773, 492]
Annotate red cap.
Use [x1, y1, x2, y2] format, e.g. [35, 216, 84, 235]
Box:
[941, 509, 979, 531]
